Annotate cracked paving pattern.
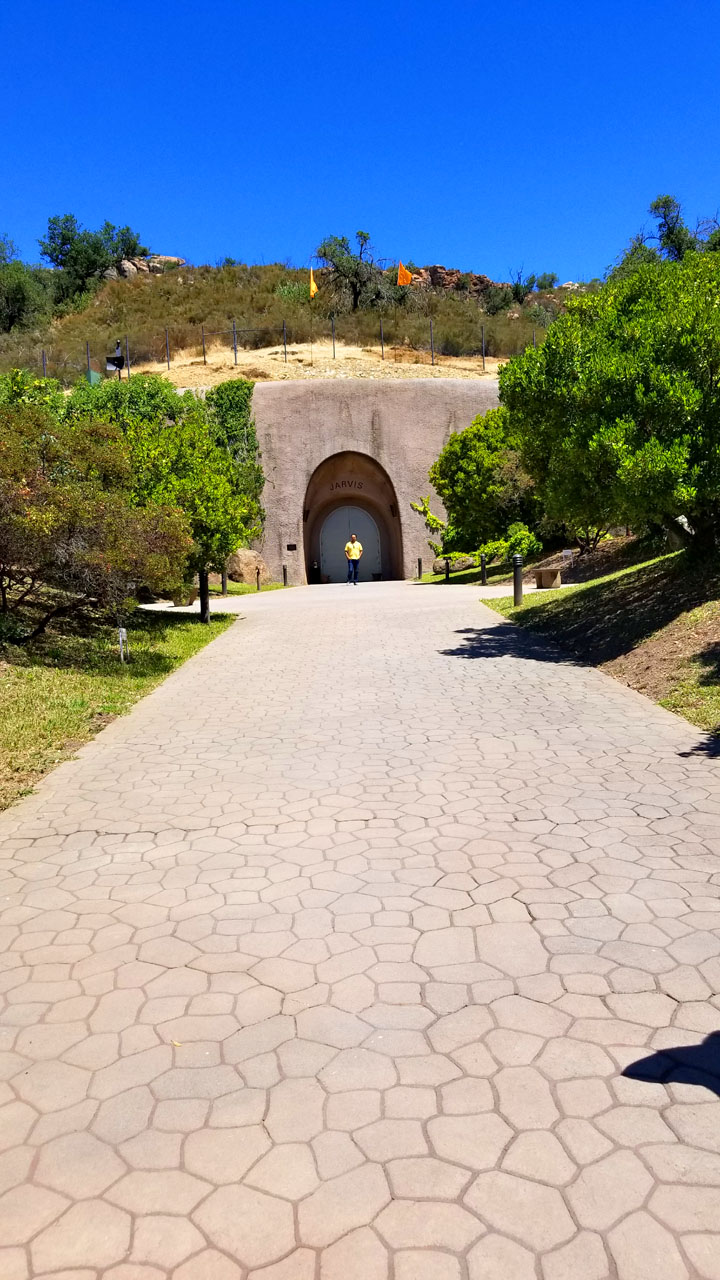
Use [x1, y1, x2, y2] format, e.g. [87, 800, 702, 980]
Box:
[0, 580, 719, 1279]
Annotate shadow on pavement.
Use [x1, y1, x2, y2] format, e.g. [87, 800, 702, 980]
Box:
[439, 623, 576, 666]
[623, 1033, 720, 1099]
[679, 732, 720, 759]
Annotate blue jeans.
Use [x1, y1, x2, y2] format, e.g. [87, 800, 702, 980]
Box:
[347, 558, 360, 583]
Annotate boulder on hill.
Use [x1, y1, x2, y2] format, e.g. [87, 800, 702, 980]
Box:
[103, 255, 186, 282]
[432, 554, 476, 574]
[227, 548, 270, 585]
[410, 265, 505, 296]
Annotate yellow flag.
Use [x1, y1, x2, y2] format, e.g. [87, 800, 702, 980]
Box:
[397, 261, 412, 286]
[309, 267, 318, 299]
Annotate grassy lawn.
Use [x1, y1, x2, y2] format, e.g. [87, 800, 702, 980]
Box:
[209, 580, 286, 596]
[418, 561, 517, 586]
[0, 609, 235, 812]
[484, 551, 720, 734]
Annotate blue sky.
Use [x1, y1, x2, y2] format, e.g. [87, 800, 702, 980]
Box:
[3, 0, 719, 281]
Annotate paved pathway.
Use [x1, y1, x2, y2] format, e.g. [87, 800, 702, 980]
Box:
[1, 582, 719, 1280]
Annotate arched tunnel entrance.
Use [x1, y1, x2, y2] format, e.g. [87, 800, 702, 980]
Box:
[304, 452, 404, 582]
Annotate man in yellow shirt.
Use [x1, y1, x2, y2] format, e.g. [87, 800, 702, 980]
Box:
[345, 533, 363, 585]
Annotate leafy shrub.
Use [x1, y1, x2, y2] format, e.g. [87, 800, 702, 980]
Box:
[506, 522, 543, 559]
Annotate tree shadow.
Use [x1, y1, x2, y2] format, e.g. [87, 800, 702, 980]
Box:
[623, 1033, 720, 1099]
[503, 553, 720, 667]
[1, 609, 222, 678]
[439, 622, 578, 666]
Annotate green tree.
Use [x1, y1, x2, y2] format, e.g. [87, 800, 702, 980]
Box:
[65, 375, 265, 622]
[0, 236, 52, 333]
[428, 406, 537, 551]
[39, 214, 148, 302]
[535, 272, 559, 292]
[0, 402, 189, 637]
[649, 194, 698, 261]
[316, 231, 386, 311]
[499, 252, 720, 552]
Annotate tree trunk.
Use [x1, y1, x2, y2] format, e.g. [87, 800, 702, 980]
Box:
[199, 570, 210, 624]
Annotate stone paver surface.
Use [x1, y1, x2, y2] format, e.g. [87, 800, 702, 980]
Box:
[1, 580, 719, 1279]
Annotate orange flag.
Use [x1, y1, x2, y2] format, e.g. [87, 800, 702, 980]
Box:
[397, 261, 412, 286]
[309, 267, 318, 299]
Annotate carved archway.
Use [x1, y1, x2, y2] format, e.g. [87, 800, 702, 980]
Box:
[303, 452, 403, 582]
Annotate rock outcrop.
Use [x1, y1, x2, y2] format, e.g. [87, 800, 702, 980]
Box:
[410, 265, 508, 295]
[226, 548, 270, 585]
[103, 255, 185, 281]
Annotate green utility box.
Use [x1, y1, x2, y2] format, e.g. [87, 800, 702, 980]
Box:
[86, 369, 101, 386]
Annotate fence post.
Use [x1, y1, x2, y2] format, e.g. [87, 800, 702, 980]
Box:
[482, 324, 486, 372]
[430, 319, 435, 366]
[417, 557, 422, 579]
[481, 552, 487, 585]
[42, 350, 47, 378]
[232, 319, 238, 365]
[331, 315, 336, 359]
[165, 329, 170, 370]
[533, 328, 536, 348]
[86, 341, 91, 377]
[283, 319, 288, 363]
[201, 325, 206, 365]
[513, 554, 523, 607]
[125, 334, 131, 379]
[380, 318, 384, 360]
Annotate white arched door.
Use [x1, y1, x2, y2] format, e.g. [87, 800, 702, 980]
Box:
[320, 506, 382, 582]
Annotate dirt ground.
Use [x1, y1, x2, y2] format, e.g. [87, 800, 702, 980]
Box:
[132, 341, 502, 389]
[603, 599, 720, 704]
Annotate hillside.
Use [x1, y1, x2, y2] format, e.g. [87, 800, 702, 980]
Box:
[0, 260, 568, 384]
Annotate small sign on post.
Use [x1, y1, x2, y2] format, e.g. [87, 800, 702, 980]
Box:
[118, 626, 129, 663]
[106, 341, 125, 380]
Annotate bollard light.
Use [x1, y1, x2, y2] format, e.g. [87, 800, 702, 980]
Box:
[513, 554, 523, 607]
[480, 553, 487, 586]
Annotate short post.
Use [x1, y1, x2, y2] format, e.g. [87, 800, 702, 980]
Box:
[41, 349, 47, 377]
[513, 554, 523, 607]
[125, 334, 131, 379]
[282, 564, 288, 587]
[482, 324, 486, 372]
[221, 570, 228, 596]
[380, 318, 385, 360]
[165, 328, 170, 369]
[86, 341, 91, 376]
[232, 319, 238, 365]
[283, 319, 288, 363]
[533, 328, 536, 348]
[445, 558, 450, 583]
[256, 566, 261, 592]
[331, 315, 336, 358]
[430, 318, 435, 365]
[201, 325, 207, 365]
[417, 557, 422, 579]
[480, 553, 487, 585]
